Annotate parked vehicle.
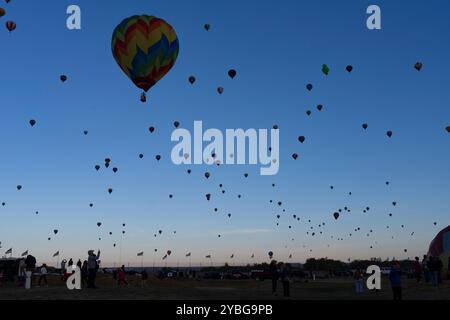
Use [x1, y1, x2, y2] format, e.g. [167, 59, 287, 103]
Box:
[250, 269, 272, 281]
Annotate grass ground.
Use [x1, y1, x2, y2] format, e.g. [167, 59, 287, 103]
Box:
[0, 274, 448, 300]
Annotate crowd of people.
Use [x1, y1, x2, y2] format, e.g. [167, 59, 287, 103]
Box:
[352, 254, 447, 300]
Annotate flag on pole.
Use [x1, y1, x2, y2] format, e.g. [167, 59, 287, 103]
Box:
[186, 252, 191, 257]
[5, 248, 12, 255]
[230, 254, 234, 259]
[21, 250, 28, 257]
[162, 255, 167, 260]
[205, 255, 211, 259]
[53, 251, 60, 257]
[251, 254, 254, 258]
[137, 252, 144, 257]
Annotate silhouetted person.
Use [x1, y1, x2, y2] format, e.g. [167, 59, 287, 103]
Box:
[269, 260, 279, 295]
[389, 262, 402, 300]
[81, 260, 88, 288]
[87, 250, 100, 288]
[38, 264, 48, 286]
[280, 263, 291, 297]
[414, 257, 422, 283]
[117, 265, 128, 286]
[422, 255, 430, 283]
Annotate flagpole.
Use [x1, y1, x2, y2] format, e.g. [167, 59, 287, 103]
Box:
[119, 233, 123, 266]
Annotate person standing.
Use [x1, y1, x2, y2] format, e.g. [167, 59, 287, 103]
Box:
[422, 255, 430, 283]
[81, 260, 89, 288]
[87, 250, 100, 288]
[269, 260, 279, 295]
[280, 263, 291, 297]
[428, 257, 439, 287]
[436, 257, 443, 285]
[389, 262, 402, 300]
[354, 269, 364, 294]
[117, 265, 128, 286]
[38, 264, 48, 287]
[414, 257, 422, 283]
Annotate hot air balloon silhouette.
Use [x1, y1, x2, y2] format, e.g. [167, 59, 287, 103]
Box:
[112, 15, 179, 94]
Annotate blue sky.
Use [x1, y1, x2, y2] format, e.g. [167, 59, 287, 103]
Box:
[0, 0, 449, 266]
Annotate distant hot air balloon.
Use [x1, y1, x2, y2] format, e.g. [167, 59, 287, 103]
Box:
[155, 155, 161, 161]
[108, 188, 113, 194]
[322, 64, 330, 76]
[167, 250, 172, 256]
[306, 84, 313, 91]
[95, 165, 100, 171]
[228, 69, 237, 79]
[206, 194, 211, 201]
[306, 110, 312, 116]
[362, 123, 368, 130]
[149, 126, 155, 133]
[204, 172, 210, 179]
[16, 185, 22, 191]
[317, 105, 323, 111]
[97, 222, 102, 227]
[112, 15, 179, 95]
[0, 8, 5, 18]
[53, 229, 58, 235]
[29, 120, 36, 127]
[139, 154, 144, 159]
[387, 131, 393, 138]
[414, 62, 423, 71]
[268, 251, 273, 258]
[298, 136, 305, 143]
[6, 21, 16, 33]
[174, 121, 180, 128]
[204, 24, 210, 31]
[292, 153, 298, 160]
[113, 167, 118, 173]
[60, 75, 67, 83]
[446, 126, 450, 133]
[346, 65, 353, 73]
[333, 212, 339, 220]
[188, 76, 196, 84]
[217, 87, 224, 94]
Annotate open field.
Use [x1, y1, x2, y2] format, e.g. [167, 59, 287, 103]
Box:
[0, 275, 448, 300]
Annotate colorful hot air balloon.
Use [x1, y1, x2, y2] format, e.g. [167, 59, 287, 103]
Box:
[428, 225, 450, 279]
[0, 7, 6, 18]
[446, 126, 450, 133]
[6, 20, 15, 32]
[111, 15, 179, 93]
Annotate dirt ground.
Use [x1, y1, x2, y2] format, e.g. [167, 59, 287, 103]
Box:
[0, 274, 448, 300]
